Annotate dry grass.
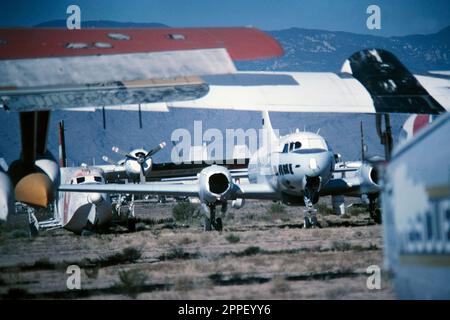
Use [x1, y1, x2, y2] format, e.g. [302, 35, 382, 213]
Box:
[0, 199, 394, 300]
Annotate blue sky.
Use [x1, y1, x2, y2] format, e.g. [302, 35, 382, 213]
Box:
[1, 0, 449, 36]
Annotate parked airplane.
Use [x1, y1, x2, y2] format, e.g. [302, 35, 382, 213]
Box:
[102, 142, 167, 183]
[60, 111, 381, 230]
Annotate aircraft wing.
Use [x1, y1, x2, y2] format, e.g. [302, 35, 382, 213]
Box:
[320, 177, 363, 197]
[163, 49, 449, 114]
[148, 159, 249, 181]
[59, 182, 199, 197]
[233, 182, 279, 200]
[59, 179, 277, 200]
[320, 174, 380, 197]
[0, 27, 283, 112]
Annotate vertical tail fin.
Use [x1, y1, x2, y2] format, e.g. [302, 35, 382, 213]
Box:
[261, 111, 278, 148]
[58, 121, 66, 168]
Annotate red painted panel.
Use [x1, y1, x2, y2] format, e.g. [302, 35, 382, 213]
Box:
[0, 27, 283, 61]
[413, 114, 430, 135]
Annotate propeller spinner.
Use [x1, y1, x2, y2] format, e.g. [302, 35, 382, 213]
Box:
[108, 142, 166, 183]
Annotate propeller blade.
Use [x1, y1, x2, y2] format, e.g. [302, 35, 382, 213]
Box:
[102, 155, 117, 165]
[112, 146, 136, 160]
[139, 163, 146, 183]
[146, 141, 166, 157]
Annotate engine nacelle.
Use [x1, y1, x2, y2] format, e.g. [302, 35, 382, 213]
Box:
[35, 156, 60, 186]
[231, 198, 245, 209]
[198, 165, 233, 204]
[357, 162, 381, 194]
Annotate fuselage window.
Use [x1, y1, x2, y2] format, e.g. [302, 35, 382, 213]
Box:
[76, 177, 85, 184]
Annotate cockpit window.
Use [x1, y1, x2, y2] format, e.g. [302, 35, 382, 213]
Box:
[308, 138, 327, 150]
[76, 177, 85, 184]
[294, 141, 302, 150]
[282, 144, 289, 153]
[94, 176, 102, 182]
[289, 142, 294, 151]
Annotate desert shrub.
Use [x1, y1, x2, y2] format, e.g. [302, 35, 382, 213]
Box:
[9, 229, 29, 239]
[32, 257, 55, 270]
[234, 246, 261, 257]
[316, 203, 334, 215]
[117, 269, 148, 299]
[172, 202, 198, 222]
[270, 275, 290, 294]
[100, 246, 142, 266]
[174, 276, 194, 291]
[267, 202, 285, 214]
[135, 222, 147, 231]
[160, 246, 199, 260]
[225, 233, 240, 244]
[331, 241, 352, 252]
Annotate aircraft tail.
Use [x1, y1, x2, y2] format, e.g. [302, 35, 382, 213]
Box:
[261, 111, 278, 149]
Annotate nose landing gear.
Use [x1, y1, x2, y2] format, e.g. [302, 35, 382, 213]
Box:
[303, 177, 321, 229]
[202, 202, 225, 231]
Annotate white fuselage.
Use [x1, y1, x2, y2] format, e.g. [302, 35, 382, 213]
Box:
[56, 167, 112, 233]
[248, 131, 335, 201]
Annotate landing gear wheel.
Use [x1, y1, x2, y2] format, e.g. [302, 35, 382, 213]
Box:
[368, 194, 382, 224]
[304, 215, 319, 229]
[214, 218, 223, 232]
[304, 216, 312, 229]
[127, 217, 136, 232]
[203, 216, 212, 231]
[371, 209, 382, 224]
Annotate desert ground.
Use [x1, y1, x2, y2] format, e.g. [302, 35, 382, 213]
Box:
[0, 198, 395, 299]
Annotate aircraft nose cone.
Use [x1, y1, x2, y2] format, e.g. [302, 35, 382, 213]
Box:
[306, 153, 331, 177]
[88, 193, 103, 205]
